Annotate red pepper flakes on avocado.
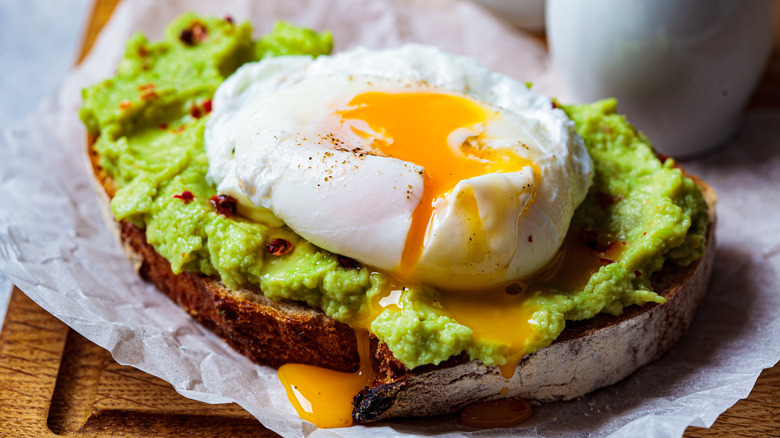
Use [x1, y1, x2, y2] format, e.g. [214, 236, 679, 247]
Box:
[337, 256, 360, 270]
[210, 194, 237, 217]
[180, 21, 209, 46]
[267, 239, 294, 256]
[173, 191, 195, 203]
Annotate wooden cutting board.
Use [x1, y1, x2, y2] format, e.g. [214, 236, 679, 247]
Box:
[1, 0, 778, 436]
[0, 288, 278, 437]
[1, 286, 778, 436]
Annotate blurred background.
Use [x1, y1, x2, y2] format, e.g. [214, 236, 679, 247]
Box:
[0, 0, 92, 327]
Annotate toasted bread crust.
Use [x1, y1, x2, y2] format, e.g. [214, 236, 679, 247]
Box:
[87, 135, 716, 423]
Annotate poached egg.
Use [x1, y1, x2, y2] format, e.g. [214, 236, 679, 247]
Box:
[205, 44, 591, 291]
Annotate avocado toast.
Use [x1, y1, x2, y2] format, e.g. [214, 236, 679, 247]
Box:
[81, 13, 715, 426]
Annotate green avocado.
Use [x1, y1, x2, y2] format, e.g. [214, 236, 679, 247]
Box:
[80, 14, 709, 370]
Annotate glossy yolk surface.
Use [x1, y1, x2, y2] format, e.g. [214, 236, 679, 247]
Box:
[278, 93, 631, 428]
[438, 288, 538, 379]
[529, 232, 627, 293]
[440, 232, 627, 379]
[340, 91, 535, 277]
[277, 330, 375, 428]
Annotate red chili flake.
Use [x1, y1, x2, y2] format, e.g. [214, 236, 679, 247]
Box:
[209, 194, 237, 217]
[137, 46, 148, 57]
[173, 190, 195, 203]
[179, 21, 208, 46]
[551, 99, 559, 109]
[266, 238, 293, 256]
[599, 258, 615, 265]
[190, 105, 202, 119]
[140, 89, 158, 100]
[634, 270, 642, 278]
[179, 29, 194, 45]
[337, 256, 360, 270]
[118, 99, 132, 110]
[159, 123, 169, 130]
[137, 83, 155, 91]
[170, 125, 186, 134]
[528, 235, 533, 243]
[192, 23, 208, 40]
[224, 15, 235, 24]
[579, 227, 613, 252]
[203, 99, 212, 114]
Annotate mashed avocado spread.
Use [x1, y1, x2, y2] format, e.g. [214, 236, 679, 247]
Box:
[81, 14, 709, 370]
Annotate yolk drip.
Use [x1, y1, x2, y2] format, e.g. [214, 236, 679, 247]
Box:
[277, 94, 630, 428]
[275, 236, 628, 427]
[277, 330, 375, 428]
[438, 288, 538, 379]
[435, 233, 628, 379]
[352, 281, 405, 331]
[340, 91, 535, 276]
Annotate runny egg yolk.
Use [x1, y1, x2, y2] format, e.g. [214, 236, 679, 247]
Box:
[277, 92, 607, 429]
[340, 91, 536, 277]
[278, 330, 375, 428]
[276, 234, 629, 428]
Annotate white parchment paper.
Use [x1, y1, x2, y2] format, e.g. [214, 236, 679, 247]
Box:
[1, 0, 779, 436]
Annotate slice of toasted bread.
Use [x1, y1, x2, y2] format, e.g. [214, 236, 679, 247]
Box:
[87, 135, 716, 423]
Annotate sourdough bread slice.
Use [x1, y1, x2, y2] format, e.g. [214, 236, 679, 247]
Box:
[87, 135, 716, 423]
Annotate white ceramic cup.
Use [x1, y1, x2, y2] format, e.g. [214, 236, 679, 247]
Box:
[547, 0, 777, 157]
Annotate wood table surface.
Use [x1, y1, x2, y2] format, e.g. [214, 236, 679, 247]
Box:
[1, 0, 778, 436]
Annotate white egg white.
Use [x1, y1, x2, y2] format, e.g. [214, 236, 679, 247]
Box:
[205, 44, 592, 291]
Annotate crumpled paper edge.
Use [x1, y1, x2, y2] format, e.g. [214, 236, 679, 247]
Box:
[0, 0, 779, 437]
